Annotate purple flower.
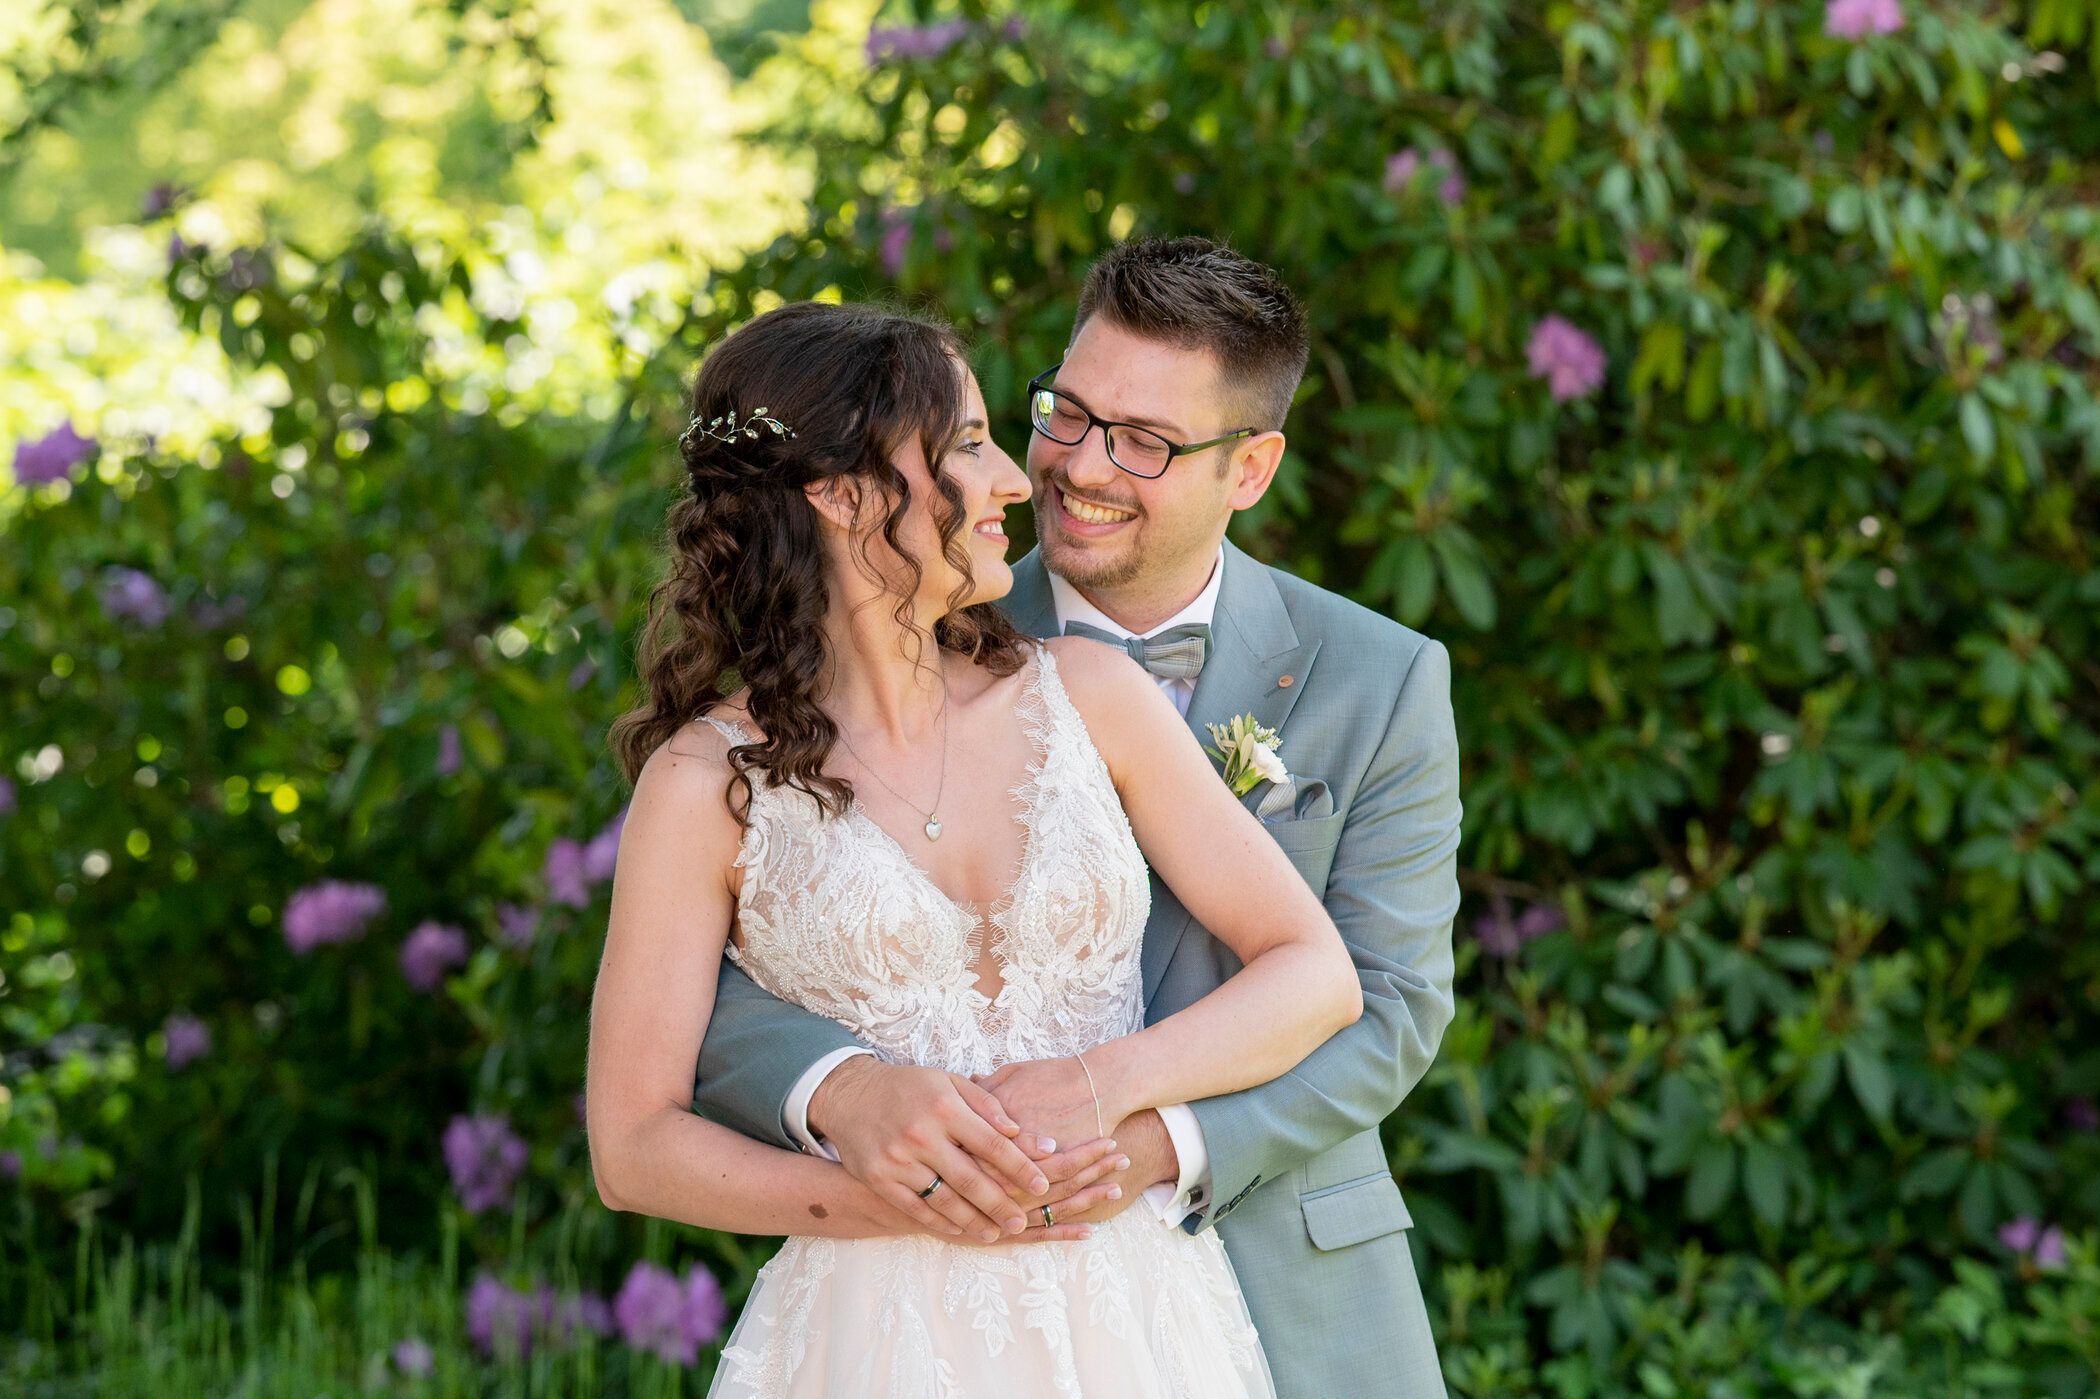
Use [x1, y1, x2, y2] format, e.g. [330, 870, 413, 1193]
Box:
[401, 920, 469, 991]
[1001, 15, 1025, 41]
[141, 182, 184, 220]
[615, 1261, 697, 1365]
[392, 1337, 434, 1376]
[1998, 1216, 2041, 1255]
[1, 1150, 21, 1179]
[1383, 147, 1464, 206]
[0, 776, 14, 818]
[444, 1113, 528, 1215]
[879, 208, 913, 278]
[544, 838, 591, 908]
[13, 423, 97, 485]
[582, 806, 628, 884]
[283, 880, 387, 953]
[495, 902, 539, 950]
[2033, 1226, 2067, 1271]
[567, 659, 596, 690]
[163, 1012, 211, 1069]
[546, 1289, 616, 1345]
[190, 592, 248, 628]
[866, 20, 970, 64]
[1824, 0, 1903, 40]
[1474, 895, 1561, 960]
[1526, 315, 1609, 401]
[2065, 1097, 2100, 1133]
[683, 1265, 728, 1348]
[101, 566, 171, 627]
[574, 1090, 589, 1125]
[436, 724, 463, 778]
[465, 1272, 538, 1357]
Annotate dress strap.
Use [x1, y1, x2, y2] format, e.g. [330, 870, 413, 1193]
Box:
[698, 711, 754, 746]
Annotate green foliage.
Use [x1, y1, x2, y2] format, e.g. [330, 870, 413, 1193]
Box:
[5, 0, 2100, 1391]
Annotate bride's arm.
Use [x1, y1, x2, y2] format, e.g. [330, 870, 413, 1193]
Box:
[586, 725, 1086, 1242]
[1042, 637, 1362, 1120]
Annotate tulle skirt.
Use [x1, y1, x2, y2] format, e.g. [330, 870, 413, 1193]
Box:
[708, 1207, 1275, 1398]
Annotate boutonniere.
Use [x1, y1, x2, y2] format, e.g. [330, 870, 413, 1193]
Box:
[1204, 714, 1288, 796]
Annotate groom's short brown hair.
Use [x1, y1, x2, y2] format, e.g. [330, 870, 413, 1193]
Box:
[1074, 236, 1310, 435]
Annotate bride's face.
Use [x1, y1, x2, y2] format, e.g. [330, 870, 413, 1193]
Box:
[847, 365, 1031, 615]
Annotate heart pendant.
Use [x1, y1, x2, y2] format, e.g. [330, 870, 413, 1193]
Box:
[924, 816, 943, 841]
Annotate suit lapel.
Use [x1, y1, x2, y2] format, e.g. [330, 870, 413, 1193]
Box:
[1143, 541, 1322, 1002]
[998, 549, 1059, 641]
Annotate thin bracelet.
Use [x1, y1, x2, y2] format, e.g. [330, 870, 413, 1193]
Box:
[1074, 1051, 1106, 1139]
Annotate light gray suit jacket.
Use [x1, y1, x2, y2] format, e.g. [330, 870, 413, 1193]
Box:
[694, 540, 1460, 1398]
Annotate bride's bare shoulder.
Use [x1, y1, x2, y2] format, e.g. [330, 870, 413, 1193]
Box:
[631, 705, 757, 842]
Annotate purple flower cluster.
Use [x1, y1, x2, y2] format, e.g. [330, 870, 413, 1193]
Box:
[1384, 147, 1465, 206]
[0, 1150, 20, 1179]
[13, 423, 97, 486]
[612, 1260, 729, 1365]
[1824, 0, 1903, 40]
[101, 567, 170, 627]
[283, 880, 388, 954]
[867, 19, 971, 63]
[401, 920, 470, 991]
[436, 724, 463, 777]
[1475, 895, 1565, 959]
[545, 806, 627, 907]
[1998, 1216, 2067, 1271]
[444, 1112, 529, 1214]
[464, 1272, 617, 1359]
[1525, 315, 1609, 402]
[494, 902, 539, 950]
[0, 776, 14, 818]
[391, 1337, 434, 1376]
[162, 1012, 212, 1069]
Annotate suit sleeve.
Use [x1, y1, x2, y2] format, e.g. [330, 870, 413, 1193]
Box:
[692, 955, 865, 1150]
[1182, 637, 1461, 1233]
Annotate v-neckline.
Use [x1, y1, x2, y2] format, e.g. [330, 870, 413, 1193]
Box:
[844, 648, 1052, 934]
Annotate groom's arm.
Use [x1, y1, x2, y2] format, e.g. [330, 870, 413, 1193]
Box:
[691, 957, 864, 1150]
[1182, 635, 1461, 1235]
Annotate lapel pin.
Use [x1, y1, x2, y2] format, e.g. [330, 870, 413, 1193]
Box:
[1278, 674, 1294, 688]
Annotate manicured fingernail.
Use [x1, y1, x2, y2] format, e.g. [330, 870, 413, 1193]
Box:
[1104, 1140, 1117, 1153]
[1038, 1137, 1056, 1153]
[1108, 1185, 1122, 1200]
[980, 1229, 1000, 1243]
[1030, 1175, 1049, 1194]
[1117, 1156, 1131, 1170]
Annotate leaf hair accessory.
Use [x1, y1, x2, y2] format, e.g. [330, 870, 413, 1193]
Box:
[681, 406, 797, 450]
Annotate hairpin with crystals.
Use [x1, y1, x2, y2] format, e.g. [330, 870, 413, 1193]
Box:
[681, 406, 796, 450]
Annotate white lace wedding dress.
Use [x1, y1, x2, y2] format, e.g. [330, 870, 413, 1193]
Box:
[699, 643, 1275, 1399]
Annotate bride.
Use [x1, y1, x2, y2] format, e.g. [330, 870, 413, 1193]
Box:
[585, 300, 1361, 1397]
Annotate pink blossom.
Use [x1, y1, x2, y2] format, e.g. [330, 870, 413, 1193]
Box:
[1824, 0, 1903, 40]
[401, 920, 469, 991]
[391, 1337, 434, 1375]
[1474, 896, 1562, 959]
[544, 838, 590, 907]
[1384, 147, 1464, 206]
[436, 724, 463, 777]
[444, 1112, 528, 1215]
[14, 423, 97, 485]
[1526, 315, 1609, 401]
[101, 566, 170, 626]
[162, 1012, 211, 1069]
[2033, 1226, 2067, 1271]
[866, 20, 970, 64]
[614, 1260, 727, 1365]
[1998, 1216, 2041, 1254]
[283, 880, 387, 953]
[684, 1265, 728, 1347]
[879, 208, 913, 278]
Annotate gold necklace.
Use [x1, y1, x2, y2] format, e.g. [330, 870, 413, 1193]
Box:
[835, 670, 950, 841]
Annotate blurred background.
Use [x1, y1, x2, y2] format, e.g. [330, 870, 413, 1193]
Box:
[4, 0, 2100, 1393]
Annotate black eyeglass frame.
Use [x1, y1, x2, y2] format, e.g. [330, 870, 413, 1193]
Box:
[1025, 363, 1258, 479]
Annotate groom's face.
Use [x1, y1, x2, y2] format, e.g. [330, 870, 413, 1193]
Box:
[1026, 316, 1240, 592]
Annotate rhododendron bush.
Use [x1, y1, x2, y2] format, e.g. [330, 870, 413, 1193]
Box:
[5, 0, 2100, 1392]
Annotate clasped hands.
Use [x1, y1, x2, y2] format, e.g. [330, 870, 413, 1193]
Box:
[807, 1055, 1178, 1244]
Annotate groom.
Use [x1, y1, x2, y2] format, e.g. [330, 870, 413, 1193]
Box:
[695, 237, 1460, 1398]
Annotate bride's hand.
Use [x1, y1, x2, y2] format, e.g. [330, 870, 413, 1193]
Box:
[808, 1056, 1053, 1243]
[973, 1058, 1116, 1176]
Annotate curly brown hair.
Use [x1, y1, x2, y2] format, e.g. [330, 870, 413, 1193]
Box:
[609, 300, 1029, 820]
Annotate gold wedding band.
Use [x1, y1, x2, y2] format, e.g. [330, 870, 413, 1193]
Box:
[918, 1175, 944, 1200]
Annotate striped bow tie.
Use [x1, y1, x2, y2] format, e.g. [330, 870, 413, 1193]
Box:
[1062, 620, 1212, 682]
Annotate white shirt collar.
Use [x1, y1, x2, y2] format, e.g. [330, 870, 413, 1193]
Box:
[1048, 542, 1226, 641]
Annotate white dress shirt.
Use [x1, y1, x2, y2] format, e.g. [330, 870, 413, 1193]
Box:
[783, 545, 1228, 1228]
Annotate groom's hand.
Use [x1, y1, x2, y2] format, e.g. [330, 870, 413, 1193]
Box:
[809, 1056, 1050, 1242]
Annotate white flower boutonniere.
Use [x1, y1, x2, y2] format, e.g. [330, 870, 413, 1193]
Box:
[1203, 714, 1288, 797]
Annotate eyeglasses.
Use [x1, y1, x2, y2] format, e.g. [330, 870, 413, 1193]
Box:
[1025, 363, 1256, 480]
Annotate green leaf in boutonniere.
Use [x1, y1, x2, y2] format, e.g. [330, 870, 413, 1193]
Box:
[1203, 713, 1286, 797]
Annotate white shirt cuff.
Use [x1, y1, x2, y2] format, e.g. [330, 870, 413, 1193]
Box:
[783, 1046, 877, 1161]
[1140, 1103, 1211, 1226]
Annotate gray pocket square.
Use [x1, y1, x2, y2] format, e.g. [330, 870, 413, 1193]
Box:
[1257, 777, 1332, 823]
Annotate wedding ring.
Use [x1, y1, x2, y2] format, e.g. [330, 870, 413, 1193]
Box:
[917, 1174, 945, 1200]
[1040, 1204, 1055, 1227]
